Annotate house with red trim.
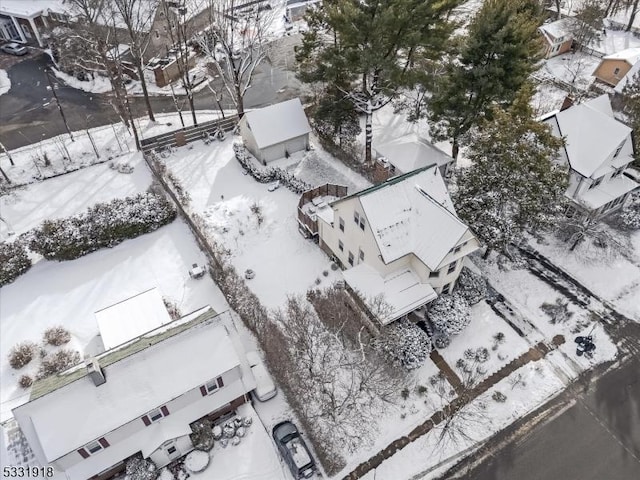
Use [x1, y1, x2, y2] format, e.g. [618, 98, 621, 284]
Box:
[12, 307, 256, 480]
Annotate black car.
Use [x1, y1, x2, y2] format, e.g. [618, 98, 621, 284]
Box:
[272, 421, 316, 479]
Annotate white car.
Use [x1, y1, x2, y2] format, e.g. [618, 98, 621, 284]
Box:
[246, 351, 277, 401]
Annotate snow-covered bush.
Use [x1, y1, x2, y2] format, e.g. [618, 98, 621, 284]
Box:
[125, 455, 158, 480]
[8, 341, 37, 369]
[27, 190, 176, 261]
[43, 326, 71, 346]
[189, 419, 214, 452]
[492, 391, 507, 403]
[455, 267, 487, 305]
[36, 349, 81, 379]
[541, 298, 573, 325]
[162, 297, 182, 321]
[0, 241, 31, 287]
[433, 334, 451, 349]
[615, 192, 640, 230]
[373, 319, 432, 370]
[184, 450, 210, 473]
[428, 293, 471, 336]
[18, 374, 33, 389]
[464, 347, 490, 363]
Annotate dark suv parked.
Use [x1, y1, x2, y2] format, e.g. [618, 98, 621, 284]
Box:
[272, 421, 316, 479]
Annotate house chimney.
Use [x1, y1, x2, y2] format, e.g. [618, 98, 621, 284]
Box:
[85, 358, 106, 387]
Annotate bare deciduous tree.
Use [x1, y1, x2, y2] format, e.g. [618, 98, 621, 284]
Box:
[197, 0, 275, 117]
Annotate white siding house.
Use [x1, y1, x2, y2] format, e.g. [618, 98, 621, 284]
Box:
[318, 165, 480, 325]
[238, 98, 311, 164]
[12, 308, 256, 480]
[542, 95, 638, 217]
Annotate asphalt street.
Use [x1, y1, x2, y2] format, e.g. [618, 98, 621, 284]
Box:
[0, 52, 300, 150]
[454, 356, 640, 480]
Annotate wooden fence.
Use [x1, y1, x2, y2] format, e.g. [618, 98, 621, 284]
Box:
[140, 115, 239, 154]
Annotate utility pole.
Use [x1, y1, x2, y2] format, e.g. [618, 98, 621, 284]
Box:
[45, 67, 74, 141]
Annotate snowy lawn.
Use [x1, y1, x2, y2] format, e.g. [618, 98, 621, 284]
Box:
[439, 301, 532, 383]
[158, 403, 290, 480]
[528, 231, 640, 322]
[0, 220, 228, 421]
[368, 359, 565, 480]
[160, 137, 358, 308]
[540, 51, 600, 91]
[0, 69, 10, 96]
[477, 256, 618, 377]
[0, 154, 151, 239]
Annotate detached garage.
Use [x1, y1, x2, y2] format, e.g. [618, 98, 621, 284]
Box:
[239, 98, 311, 164]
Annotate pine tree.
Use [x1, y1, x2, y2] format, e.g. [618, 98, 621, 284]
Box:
[429, 0, 544, 159]
[454, 85, 568, 257]
[296, 0, 461, 163]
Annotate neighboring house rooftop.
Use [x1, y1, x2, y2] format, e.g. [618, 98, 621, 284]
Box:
[603, 47, 640, 64]
[373, 133, 454, 173]
[539, 18, 573, 42]
[552, 95, 631, 177]
[15, 308, 247, 462]
[338, 165, 470, 271]
[0, 0, 66, 17]
[615, 60, 640, 93]
[243, 98, 311, 149]
[95, 288, 172, 351]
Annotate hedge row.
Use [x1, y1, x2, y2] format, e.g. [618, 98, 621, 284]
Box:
[25, 190, 176, 261]
[0, 241, 32, 287]
[233, 143, 312, 194]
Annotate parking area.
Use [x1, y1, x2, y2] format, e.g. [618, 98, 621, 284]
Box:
[0, 44, 35, 70]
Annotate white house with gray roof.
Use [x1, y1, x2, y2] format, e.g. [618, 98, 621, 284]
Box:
[317, 165, 480, 325]
[12, 308, 256, 480]
[238, 98, 311, 164]
[542, 95, 638, 217]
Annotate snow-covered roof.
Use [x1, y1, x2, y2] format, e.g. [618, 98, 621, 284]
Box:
[603, 47, 640, 63]
[344, 166, 470, 271]
[0, 0, 66, 17]
[14, 308, 246, 462]
[373, 133, 454, 174]
[242, 98, 311, 149]
[551, 95, 631, 177]
[343, 264, 437, 325]
[572, 175, 639, 209]
[615, 61, 640, 94]
[539, 18, 573, 42]
[95, 288, 172, 350]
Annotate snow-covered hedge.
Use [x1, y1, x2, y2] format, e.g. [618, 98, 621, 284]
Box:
[617, 192, 640, 230]
[125, 455, 158, 480]
[428, 293, 471, 336]
[0, 241, 32, 287]
[26, 190, 176, 261]
[233, 143, 312, 194]
[455, 267, 487, 305]
[373, 319, 432, 370]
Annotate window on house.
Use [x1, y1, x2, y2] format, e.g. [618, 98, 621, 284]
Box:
[613, 67, 620, 76]
[149, 408, 165, 422]
[447, 261, 457, 275]
[79, 438, 109, 458]
[338, 240, 344, 252]
[589, 177, 602, 189]
[442, 283, 451, 295]
[348, 251, 354, 266]
[429, 270, 439, 278]
[201, 376, 224, 396]
[613, 142, 624, 158]
[359, 216, 365, 231]
[86, 441, 103, 454]
[453, 245, 461, 254]
[354, 212, 360, 225]
[167, 446, 177, 455]
[358, 248, 364, 261]
[339, 217, 344, 232]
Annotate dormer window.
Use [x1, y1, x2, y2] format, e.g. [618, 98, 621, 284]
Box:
[589, 177, 602, 189]
[142, 406, 170, 426]
[77, 438, 109, 458]
[200, 376, 224, 396]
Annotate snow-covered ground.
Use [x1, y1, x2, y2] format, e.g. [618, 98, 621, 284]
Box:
[532, 82, 569, 116]
[366, 359, 565, 480]
[593, 28, 640, 56]
[0, 154, 150, 239]
[160, 136, 367, 308]
[529, 230, 640, 322]
[0, 69, 10, 96]
[540, 51, 601, 91]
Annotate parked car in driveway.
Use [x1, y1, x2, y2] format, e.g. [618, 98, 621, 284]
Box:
[1, 43, 28, 56]
[246, 351, 276, 401]
[273, 422, 316, 479]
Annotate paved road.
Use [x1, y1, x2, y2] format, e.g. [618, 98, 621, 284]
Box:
[453, 356, 640, 480]
[0, 52, 300, 150]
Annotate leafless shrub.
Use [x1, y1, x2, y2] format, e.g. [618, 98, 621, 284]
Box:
[18, 375, 33, 389]
[163, 297, 182, 321]
[43, 326, 71, 346]
[36, 349, 81, 379]
[8, 341, 38, 369]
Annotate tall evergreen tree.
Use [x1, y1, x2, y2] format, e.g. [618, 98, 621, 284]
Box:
[296, 0, 461, 163]
[429, 0, 544, 159]
[454, 85, 568, 258]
